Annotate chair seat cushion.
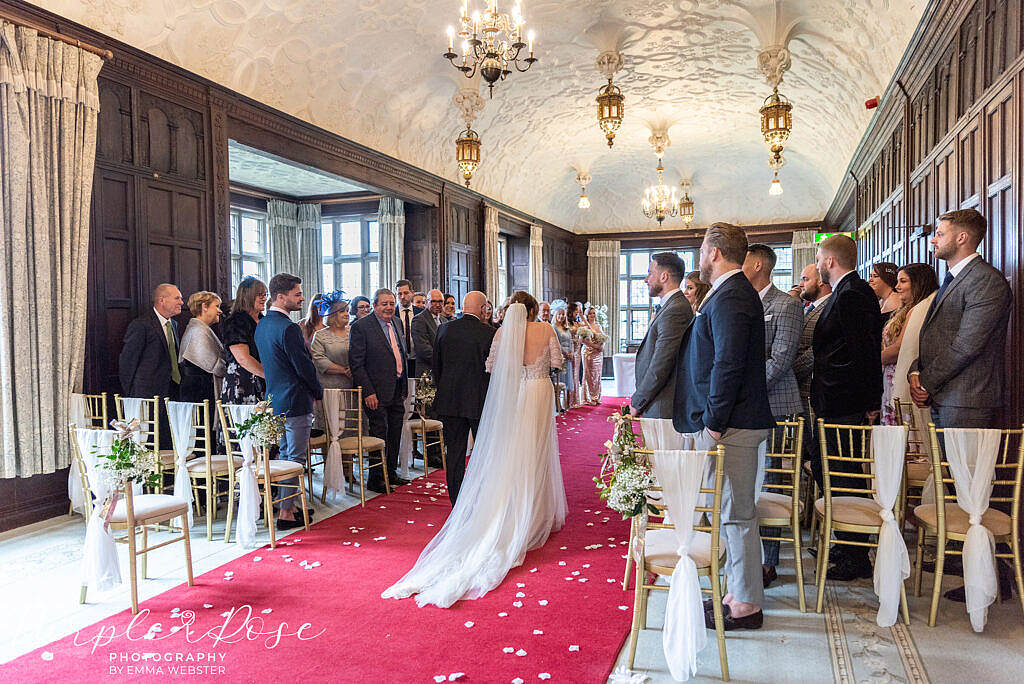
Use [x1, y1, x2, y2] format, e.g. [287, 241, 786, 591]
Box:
[407, 418, 443, 432]
[644, 529, 722, 572]
[912, 503, 1012, 536]
[814, 496, 884, 527]
[309, 433, 329, 448]
[906, 461, 931, 484]
[110, 494, 188, 523]
[185, 454, 243, 474]
[237, 460, 304, 480]
[757, 491, 799, 520]
[337, 436, 386, 452]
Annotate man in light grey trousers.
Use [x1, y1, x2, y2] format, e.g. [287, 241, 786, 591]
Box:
[630, 252, 693, 418]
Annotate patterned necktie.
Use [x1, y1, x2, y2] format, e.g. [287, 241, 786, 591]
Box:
[386, 322, 403, 378]
[165, 320, 180, 384]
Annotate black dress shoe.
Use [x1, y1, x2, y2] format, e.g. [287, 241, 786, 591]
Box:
[390, 476, 412, 487]
[825, 561, 873, 581]
[703, 598, 730, 616]
[763, 564, 778, 589]
[943, 561, 1016, 602]
[276, 517, 305, 531]
[365, 481, 388, 494]
[921, 555, 964, 576]
[705, 608, 763, 631]
[427, 457, 444, 468]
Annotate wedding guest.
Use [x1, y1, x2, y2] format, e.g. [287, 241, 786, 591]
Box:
[880, 264, 938, 424]
[255, 273, 322, 530]
[673, 222, 773, 630]
[811, 234, 882, 581]
[119, 283, 184, 399]
[298, 294, 326, 349]
[786, 285, 803, 301]
[482, 299, 495, 328]
[792, 262, 831, 476]
[539, 301, 552, 322]
[493, 302, 506, 327]
[631, 252, 691, 419]
[579, 306, 605, 405]
[683, 270, 711, 313]
[565, 301, 583, 407]
[350, 295, 372, 320]
[412, 292, 427, 309]
[868, 261, 900, 326]
[220, 276, 267, 405]
[395, 279, 423, 377]
[178, 291, 226, 404]
[433, 291, 495, 504]
[443, 293, 457, 319]
[349, 288, 410, 493]
[910, 209, 1012, 428]
[411, 289, 445, 371]
[551, 301, 577, 409]
[310, 291, 353, 391]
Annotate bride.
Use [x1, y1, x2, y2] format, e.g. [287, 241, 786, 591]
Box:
[382, 291, 568, 608]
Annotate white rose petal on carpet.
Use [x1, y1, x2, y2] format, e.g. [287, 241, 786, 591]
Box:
[41, 652, 53, 661]
[498, 612, 508, 617]
[203, 604, 212, 608]
[262, 609, 272, 614]
[503, 647, 515, 654]
[512, 601, 523, 607]
[433, 676, 446, 682]
[568, 645, 580, 652]
[533, 630, 543, 635]
[464, 621, 474, 628]
[516, 592, 526, 598]
[515, 649, 527, 657]
[539, 674, 552, 681]
[538, 600, 548, 606]
[448, 674, 465, 681]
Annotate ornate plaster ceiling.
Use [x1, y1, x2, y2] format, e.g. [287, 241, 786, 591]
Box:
[43, 0, 926, 233]
[228, 140, 371, 197]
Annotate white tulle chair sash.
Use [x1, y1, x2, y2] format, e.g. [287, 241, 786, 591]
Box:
[870, 425, 910, 626]
[322, 389, 346, 495]
[68, 394, 89, 514]
[649, 449, 709, 682]
[226, 403, 261, 548]
[121, 397, 149, 445]
[398, 378, 415, 477]
[945, 428, 1001, 632]
[77, 428, 121, 592]
[166, 401, 197, 526]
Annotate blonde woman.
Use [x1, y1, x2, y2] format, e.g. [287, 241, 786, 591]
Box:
[579, 305, 606, 405]
[178, 291, 225, 404]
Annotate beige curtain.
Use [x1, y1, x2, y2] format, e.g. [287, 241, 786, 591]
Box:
[378, 196, 405, 289]
[791, 229, 816, 286]
[483, 205, 500, 301]
[268, 198, 298, 276]
[587, 239, 620, 358]
[0, 22, 103, 477]
[529, 224, 544, 299]
[296, 202, 322, 297]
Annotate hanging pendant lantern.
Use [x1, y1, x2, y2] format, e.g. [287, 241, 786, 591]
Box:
[455, 124, 481, 187]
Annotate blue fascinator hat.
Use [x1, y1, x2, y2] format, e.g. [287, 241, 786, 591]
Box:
[319, 290, 348, 317]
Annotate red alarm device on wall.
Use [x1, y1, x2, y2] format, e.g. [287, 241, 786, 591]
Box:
[865, 96, 880, 109]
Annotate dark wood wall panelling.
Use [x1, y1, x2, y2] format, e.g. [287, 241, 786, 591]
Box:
[542, 234, 588, 304]
[826, 0, 1024, 427]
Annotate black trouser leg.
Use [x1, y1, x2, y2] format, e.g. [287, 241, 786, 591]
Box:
[442, 416, 475, 505]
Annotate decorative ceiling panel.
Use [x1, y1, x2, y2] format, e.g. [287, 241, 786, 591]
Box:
[228, 140, 371, 197]
[42, 0, 925, 232]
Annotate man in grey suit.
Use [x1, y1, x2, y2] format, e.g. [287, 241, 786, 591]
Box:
[629, 252, 693, 418]
[743, 244, 803, 587]
[411, 289, 445, 371]
[910, 209, 1012, 427]
[792, 263, 832, 412]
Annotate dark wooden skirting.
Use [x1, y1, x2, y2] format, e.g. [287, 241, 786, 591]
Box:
[0, 470, 69, 533]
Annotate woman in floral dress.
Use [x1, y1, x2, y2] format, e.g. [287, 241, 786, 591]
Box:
[220, 276, 267, 405]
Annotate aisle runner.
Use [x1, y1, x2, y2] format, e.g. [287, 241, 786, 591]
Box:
[4, 401, 632, 683]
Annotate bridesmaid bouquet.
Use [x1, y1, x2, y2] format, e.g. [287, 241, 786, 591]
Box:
[594, 407, 654, 519]
[96, 418, 160, 489]
[577, 327, 593, 341]
[415, 370, 437, 406]
[236, 398, 288, 447]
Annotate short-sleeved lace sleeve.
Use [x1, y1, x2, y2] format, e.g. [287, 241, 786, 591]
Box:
[547, 329, 563, 370]
[485, 327, 502, 372]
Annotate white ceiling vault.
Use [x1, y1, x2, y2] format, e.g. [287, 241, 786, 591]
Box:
[44, 0, 925, 233]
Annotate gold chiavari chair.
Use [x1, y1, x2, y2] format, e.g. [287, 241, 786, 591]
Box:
[114, 395, 175, 494]
[813, 420, 910, 622]
[165, 399, 240, 541]
[756, 417, 807, 612]
[218, 402, 311, 549]
[70, 426, 195, 614]
[68, 392, 109, 515]
[407, 378, 447, 477]
[892, 397, 932, 516]
[326, 388, 389, 507]
[626, 446, 729, 681]
[911, 424, 1024, 626]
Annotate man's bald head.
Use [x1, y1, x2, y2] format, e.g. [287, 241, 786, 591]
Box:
[153, 283, 183, 317]
[462, 290, 487, 318]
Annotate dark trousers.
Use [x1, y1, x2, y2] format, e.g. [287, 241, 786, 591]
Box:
[930, 405, 997, 429]
[366, 398, 405, 483]
[809, 411, 871, 567]
[441, 415, 478, 505]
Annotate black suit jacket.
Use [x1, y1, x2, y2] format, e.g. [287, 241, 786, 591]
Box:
[433, 314, 496, 419]
[118, 309, 180, 398]
[673, 272, 774, 434]
[810, 271, 882, 417]
[410, 309, 441, 370]
[396, 305, 424, 358]
[349, 312, 409, 405]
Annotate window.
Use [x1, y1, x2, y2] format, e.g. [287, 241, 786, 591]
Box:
[496, 236, 509, 304]
[230, 209, 270, 291]
[770, 246, 794, 292]
[321, 214, 380, 296]
[618, 248, 698, 352]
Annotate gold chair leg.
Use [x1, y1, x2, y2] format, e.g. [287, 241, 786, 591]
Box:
[141, 525, 148, 579]
[622, 518, 635, 591]
[357, 455, 366, 507]
[639, 572, 651, 629]
[127, 527, 140, 615]
[299, 479, 310, 531]
[205, 477, 214, 542]
[1010, 528, 1024, 618]
[626, 560, 645, 669]
[79, 584, 88, 604]
[382, 451, 391, 494]
[900, 579, 910, 625]
[264, 479, 276, 550]
[224, 479, 235, 543]
[792, 520, 806, 613]
[713, 569, 730, 681]
[439, 430, 448, 472]
[913, 526, 925, 597]
[815, 520, 830, 614]
[182, 513, 195, 586]
[928, 538, 945, 627]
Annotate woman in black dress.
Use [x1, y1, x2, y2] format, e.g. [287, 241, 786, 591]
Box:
[178, 291, 226, 404]
[220, 276, 267, 405]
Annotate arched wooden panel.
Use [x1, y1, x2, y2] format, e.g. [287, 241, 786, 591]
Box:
[146, 106, 171, 172]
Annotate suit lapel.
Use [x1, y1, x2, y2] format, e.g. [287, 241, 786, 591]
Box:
[926, 256, 980, 326]
[149, 310, 170, 354]
[817, 273, 852, 324]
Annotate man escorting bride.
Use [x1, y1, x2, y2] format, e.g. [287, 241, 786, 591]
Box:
[382, 291, 567, 608]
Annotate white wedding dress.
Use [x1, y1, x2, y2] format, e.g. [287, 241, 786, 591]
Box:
[382, 303, 568, 608]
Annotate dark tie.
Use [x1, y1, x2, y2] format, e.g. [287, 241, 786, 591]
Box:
[403, 308, 412, 343]
[928, 271, 954, 316]
[804, 302, 815, 317]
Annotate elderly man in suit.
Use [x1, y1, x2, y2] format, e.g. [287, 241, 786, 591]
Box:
[255, 273, 323, 529]
[411, 289, 445, 371]
[119, 283, 184, 399]
[629, 252, 693, 418]
[909, 209, 1012, 428]
[742, 243, 803, 588]
[810, 234, 882, 581]
[350, 287, 411, 493]
[674, 223, 774, 630]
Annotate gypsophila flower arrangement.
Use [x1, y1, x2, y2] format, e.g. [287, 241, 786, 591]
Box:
[95, 419, 161, 489]
[415, 370, 437, 406]
[236, 398, 287, 447]
[594, 406, 655, 519]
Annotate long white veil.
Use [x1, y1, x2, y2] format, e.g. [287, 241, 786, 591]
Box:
[383, 302, 564, 607]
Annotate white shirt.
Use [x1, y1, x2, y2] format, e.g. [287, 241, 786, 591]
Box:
[757, 283, 772, 301]
[948, 251, 980, 278]
[660, 287, 681, 304]
[153, 308, 171, 331]
[269, 305, 290, 316]
[711, 269, 743, 291]
[812, 293, 831, 308]
[832, 270, 855, 289]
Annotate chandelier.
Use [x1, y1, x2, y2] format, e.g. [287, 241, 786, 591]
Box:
[455, 124, 481, 187]
[444, 0, 536, 98]
[678, 180, 695, 225]
[760, 87, 793, 195]
[641, 160, 678, 225]
[575, 171, 591, 209]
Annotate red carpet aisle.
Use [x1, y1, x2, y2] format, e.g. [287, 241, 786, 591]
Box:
[4, 399, 633, 683]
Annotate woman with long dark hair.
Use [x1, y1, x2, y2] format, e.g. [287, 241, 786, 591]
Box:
[220, 276, 267, 405]
[881, 263, 939, 424]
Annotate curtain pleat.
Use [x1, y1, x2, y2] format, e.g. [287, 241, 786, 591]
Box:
[378, 196, 405, 289]
[791, 230, 816, 286]
[529, 224, 544, 299]
[0, 23, 102, 478]
[297, 202, 322, 298]
[587, 240, 620, 358]
[484, 206, 500, 301]
[268, 198, 299, 278]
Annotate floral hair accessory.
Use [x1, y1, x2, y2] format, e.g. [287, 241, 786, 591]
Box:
[550, 299, 568, 312]
[318, 290, 348, 317]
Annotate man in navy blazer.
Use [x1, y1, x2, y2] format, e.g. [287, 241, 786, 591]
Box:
[255, 273, 322, 529]
[349, 287, 410, 493]
[674, 222, 774, 631]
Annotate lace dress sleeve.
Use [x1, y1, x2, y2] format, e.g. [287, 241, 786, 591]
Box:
[547, 329, 563, 370]
[485, 327, 502, 373]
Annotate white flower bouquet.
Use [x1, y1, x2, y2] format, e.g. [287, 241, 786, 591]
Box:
[594, 407, 654, 519]
[415, 370, 437, 406]
[96, 419, 161, 490]
[236, 399, 288, 447]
